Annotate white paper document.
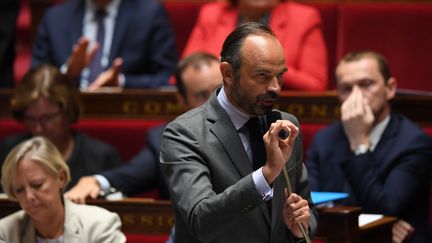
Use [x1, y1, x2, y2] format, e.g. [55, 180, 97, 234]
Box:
[358, 214, 383, 227]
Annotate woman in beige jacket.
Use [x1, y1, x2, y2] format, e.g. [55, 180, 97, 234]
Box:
[0, 136, 125, 243]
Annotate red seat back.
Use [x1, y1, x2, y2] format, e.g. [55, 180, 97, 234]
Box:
[337, 3, 432, 91]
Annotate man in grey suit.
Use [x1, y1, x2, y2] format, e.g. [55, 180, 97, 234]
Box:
[160, 22, 317, 243]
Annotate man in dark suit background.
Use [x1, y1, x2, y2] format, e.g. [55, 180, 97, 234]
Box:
[64, 52, 223, 202]
[0, 0, 19, 87]
[31, 0, 177, 90]
[160, 23, 316, 243]
[307, 51, 432, 243]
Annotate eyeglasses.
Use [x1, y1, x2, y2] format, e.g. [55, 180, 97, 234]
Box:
[23, 111, 62, 128]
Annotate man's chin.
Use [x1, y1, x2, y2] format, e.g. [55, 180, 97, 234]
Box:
[255, 106, 273, 116]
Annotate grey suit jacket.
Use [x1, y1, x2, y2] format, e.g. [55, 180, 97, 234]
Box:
[160, 90, 317, 243]
[0, 199, 125, 243]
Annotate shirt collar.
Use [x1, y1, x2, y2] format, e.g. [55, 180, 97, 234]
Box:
[217, 86, 251, 131]
[369, 115, 390, 151]
[86, 0, 121, 19]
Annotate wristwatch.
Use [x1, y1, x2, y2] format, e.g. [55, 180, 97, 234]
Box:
[354, 144, 370, 155]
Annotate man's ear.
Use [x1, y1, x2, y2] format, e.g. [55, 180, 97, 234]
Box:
[220, 62, 233, 86]
[386, 77, 397, 100]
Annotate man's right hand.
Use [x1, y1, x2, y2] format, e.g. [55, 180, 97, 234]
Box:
[64, 176, 101, 204]
[341, 86, 374, 151]
[66, 37, 99, 79]
[262, 119, 299, 184]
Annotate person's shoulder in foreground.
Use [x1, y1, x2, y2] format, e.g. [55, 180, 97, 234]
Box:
[0, 199, 126, 243]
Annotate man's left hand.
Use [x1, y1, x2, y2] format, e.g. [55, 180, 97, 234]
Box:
[283, 192, 310, 239]
[87, 58, 123, 91]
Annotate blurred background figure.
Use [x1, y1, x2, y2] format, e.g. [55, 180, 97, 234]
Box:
[65, 52, 223, 203]
[183, 0, 328, 91]
[31, 0, 177, 90]
[307, 51, 432, 243]
[0, 0, 19, 88]
[0, 136, 125, 242]
[0, 64, 121, 192]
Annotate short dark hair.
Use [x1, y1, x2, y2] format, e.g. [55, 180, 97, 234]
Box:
[11, 64, 81, 123]
[220, 22, 275, 81]
[175, 52, 219, 100]
[338, 50, 392, 83]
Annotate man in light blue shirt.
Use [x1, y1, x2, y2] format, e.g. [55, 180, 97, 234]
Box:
[32, 0, 177, 90]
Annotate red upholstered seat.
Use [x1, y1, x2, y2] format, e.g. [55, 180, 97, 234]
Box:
[305, 2, 339, 90]
[0, 119, 165, 162]
[14, 0, 31, 83]
[164, 2, 205, 56]
[337, 3, 432, 91]
[70, 119, 165, 161]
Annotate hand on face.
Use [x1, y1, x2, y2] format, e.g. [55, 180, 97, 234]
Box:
[283, 192, 310, 239]
[64, 176, 101, 204]
[66, 37, 99, 79]
[341, 86, 375, 151]
[262, 120, 299, 184]
[87, 57, 123, 91]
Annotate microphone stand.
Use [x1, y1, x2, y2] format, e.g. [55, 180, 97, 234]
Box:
[282, 167, 312, 243]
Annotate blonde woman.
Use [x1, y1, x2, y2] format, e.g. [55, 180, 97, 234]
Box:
[0, 136, 125, 243]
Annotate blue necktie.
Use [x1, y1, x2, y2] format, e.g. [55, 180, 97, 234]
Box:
[88, 9, 106, 83]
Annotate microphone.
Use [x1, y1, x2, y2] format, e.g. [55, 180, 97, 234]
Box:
[265, 111, 289, 139]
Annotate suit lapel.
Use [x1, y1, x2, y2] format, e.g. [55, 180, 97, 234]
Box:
[63, 199, 83, 243]
[69, 0, 85, 51]
[373, 115, 400, 175]
[109, 0, 132, 63]
[270, 174, 285, 230]
[21, 214, 36, 242]
[207, 92, 272, 225]
[218, 5, 238, 38]
[207, 94, 252, 178]
[269, 3, 288, 43]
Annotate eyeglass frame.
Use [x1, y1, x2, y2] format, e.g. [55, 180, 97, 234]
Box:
[22, 111, 63, 128]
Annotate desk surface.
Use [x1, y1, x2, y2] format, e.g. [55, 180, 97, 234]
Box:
[1, 89, 431, 124]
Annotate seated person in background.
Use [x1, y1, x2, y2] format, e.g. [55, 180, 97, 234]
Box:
[0, 0, 19, 88]
[65, 52, 223, 203]
[306, 51, 432, 243]
[0, 136, 125, 242]
[31, 0, 177, 91]
[182, 0, 328, 91]
[0, 64, 121, 191]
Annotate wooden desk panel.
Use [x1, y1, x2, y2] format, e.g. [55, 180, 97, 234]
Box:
[1, 89, 431, 124]
[0, 198, 396, 241]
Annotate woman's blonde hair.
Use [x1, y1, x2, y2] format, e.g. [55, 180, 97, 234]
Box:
[1, 136, 71, 201]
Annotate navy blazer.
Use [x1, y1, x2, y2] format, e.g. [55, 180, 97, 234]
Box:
[307, 113, 432, 243]
[101, 124, 170, 199]
[31, 0, 177, 88]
